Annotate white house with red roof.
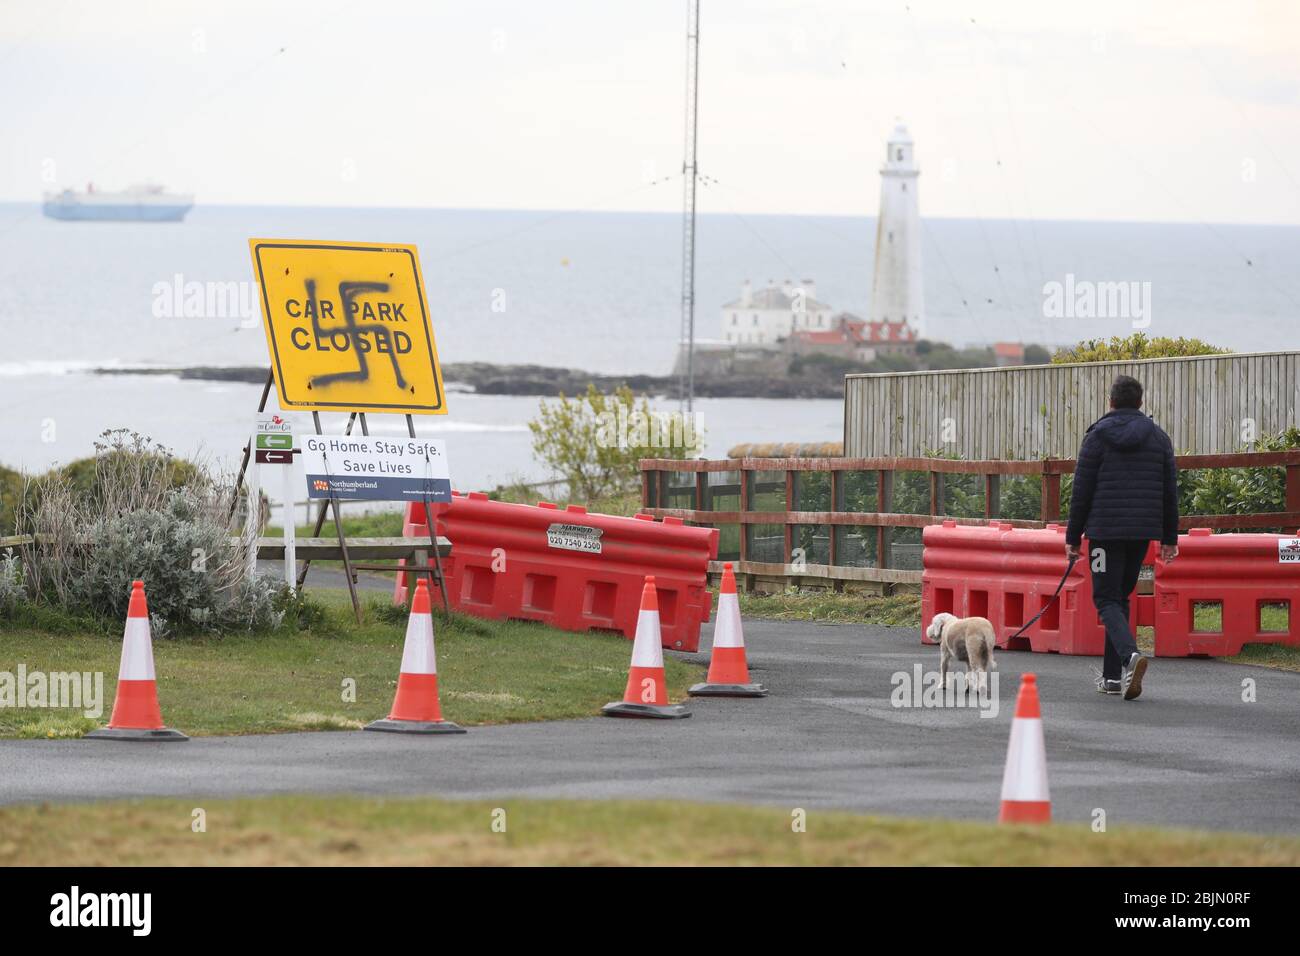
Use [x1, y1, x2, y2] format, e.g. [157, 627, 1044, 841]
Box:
[786, 312, 917, 362]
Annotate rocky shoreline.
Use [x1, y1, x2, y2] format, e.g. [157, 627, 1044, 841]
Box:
[93, 363, 846, 399]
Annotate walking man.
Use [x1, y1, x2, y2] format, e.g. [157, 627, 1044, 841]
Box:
[1065, 374, 1179, 699]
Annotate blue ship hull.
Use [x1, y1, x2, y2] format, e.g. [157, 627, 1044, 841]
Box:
[42, 201, 192, 222]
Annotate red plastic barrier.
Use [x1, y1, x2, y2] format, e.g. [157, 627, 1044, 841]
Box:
[921, 520, 1150, 655]
[1152, 528, 1300, 656]
[393, 499, 446, 607]
[395, 493, 717, 652]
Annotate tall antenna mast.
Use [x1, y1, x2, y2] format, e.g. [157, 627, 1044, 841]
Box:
[678, 0, 701, 412]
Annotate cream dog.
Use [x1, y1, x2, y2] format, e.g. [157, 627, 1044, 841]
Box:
[926, 612, 998, 693]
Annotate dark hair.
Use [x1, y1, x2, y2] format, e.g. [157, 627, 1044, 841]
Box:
[1110, 374, 1143, 409]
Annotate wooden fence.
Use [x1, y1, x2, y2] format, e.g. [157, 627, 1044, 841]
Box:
[640, 451, 1300, 591]
[844, 351, 1300, 460]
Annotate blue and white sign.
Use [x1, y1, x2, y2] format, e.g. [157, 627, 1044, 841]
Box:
[304, 435, 451, 502]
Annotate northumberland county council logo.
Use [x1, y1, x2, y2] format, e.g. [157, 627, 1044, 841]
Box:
[312, 480, 329, 491]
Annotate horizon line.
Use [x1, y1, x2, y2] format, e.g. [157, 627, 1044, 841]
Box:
[0, 199, 1297, 230]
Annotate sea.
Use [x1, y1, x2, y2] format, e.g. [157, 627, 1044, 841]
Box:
[1, 202, 1297, 508]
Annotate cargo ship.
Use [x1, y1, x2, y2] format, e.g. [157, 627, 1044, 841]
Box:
[42, 183, 194, 222]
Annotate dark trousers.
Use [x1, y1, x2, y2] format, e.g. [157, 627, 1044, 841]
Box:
[1088, 539, 1147, 679]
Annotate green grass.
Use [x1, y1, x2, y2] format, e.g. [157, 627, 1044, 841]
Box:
[291, 509, 405, 538]
[738, 589, 922, 626]
[1191, 601, 1289, 634]
[0, 591, 701, 738]
[2, 795, 1296, 866]
[1138, 603, 1300, 671]
[1220, 642, 1300, 672]
[262, 508, 406, 539]
[258, 509, 409, 574]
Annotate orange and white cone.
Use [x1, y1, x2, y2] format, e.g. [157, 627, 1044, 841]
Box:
[365, 579, 465, 735]
[998, 673, 1051, 823]
[602, 576, 690, 719]
[689, 562, 766, 698]
[86, 580, 187, 741]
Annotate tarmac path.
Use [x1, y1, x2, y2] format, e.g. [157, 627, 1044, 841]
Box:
[3, 620, 1297, 833]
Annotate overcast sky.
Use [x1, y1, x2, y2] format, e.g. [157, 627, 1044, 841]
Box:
[2, 0, 1298, 223]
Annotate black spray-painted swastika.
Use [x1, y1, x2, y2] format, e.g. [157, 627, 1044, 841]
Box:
[298, 278, 412, 392]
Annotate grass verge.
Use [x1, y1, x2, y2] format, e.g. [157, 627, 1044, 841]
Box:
[265, 508, 406, 540]
[1215, 642, 1300, 672]
[2, 795, 1296, 866]
[0, 591, 700, 738]
[738, 590, 922, 626]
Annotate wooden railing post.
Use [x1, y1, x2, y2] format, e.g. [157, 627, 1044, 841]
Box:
[739, 466, 751, 564]
[985, 473, 1000, 518]
[1287, 464, 1300, 518]
[829, 470, 843, 567]
[1041, 459, 1061, 523]
[784, 469, 796, 566]
[877, 468, 894, 569]
[929, 469, 944, 516]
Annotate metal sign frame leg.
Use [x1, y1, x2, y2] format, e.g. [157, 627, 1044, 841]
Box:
[311, 410, 363, 624]
[296, 411, 358, 591]
[407, 413, 452, 618]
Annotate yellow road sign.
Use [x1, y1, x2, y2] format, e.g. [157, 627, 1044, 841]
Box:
[249, 239, 447, 415]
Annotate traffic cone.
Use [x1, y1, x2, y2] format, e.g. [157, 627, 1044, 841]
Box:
[602, 576, 690, 719]
[689, 562, 766, 698]
[86, 581, 187, 741]
[998, 673, 1050, 823]
[365, 579, 465, 735]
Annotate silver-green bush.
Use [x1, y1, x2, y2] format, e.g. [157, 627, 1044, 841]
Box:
[0, 551, 22, 616]
[71, 488, 283, 631]
[15, 431, 285, 633]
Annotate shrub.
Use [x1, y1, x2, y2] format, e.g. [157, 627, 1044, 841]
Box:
[276, 588, 331, 632]
[787, 353, 872, 379]
[1023, 344, 1051, 365]
[0, 551, 22, 618]
[917, 344, 996, 370]
[1052, 332, 1229, 364]
[70, 488, 282, 631]
[998, 474, 1072, 521]
[14, 430, 287, 634]
[0, 465, 22, 536]
[15, 430, 205, 524]
[58, 430, 204, 508]
[1178, 429, 1300, 528]
[529, 384, 703, 502]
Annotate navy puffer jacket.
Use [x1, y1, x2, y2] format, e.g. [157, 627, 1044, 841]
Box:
[1065, 407, 1179, 546]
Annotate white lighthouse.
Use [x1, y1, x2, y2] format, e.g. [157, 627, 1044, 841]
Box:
[870, 122, 924, 338]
